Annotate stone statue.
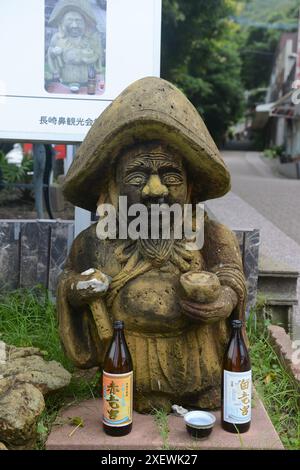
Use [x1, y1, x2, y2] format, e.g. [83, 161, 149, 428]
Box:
[58, 77, 247, 413]
[47, 0, 102, 90]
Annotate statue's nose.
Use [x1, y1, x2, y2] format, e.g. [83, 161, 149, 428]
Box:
[142, 174, 168, 199]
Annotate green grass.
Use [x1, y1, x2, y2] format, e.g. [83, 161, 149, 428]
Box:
[0, 288, 101, 449]
[0, 287, 70, 368]
[152, 408, 170, 450]
[247, 310, 300, 450]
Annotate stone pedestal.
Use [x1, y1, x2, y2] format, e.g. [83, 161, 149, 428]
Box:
[46, 397, 283, 450]
[258, 255, 299, 332]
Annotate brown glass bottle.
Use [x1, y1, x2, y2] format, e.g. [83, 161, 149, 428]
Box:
[87, 65, 96, 95]
[102, 320, 133, 436]
[222, 319, 251, 433]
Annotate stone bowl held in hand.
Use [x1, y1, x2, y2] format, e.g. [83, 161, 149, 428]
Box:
[180, 271, 221, 303]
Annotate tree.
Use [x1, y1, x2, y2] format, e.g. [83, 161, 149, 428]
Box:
[240, 27, 279, 90]
[239, 0, 299, 91]
[161, 0, 245, 144]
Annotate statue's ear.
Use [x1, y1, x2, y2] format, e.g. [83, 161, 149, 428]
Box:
[95, 170, 119, 209]
[96, 191, 107, 207]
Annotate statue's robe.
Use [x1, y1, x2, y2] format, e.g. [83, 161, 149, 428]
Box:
[57, 216, 247, 411]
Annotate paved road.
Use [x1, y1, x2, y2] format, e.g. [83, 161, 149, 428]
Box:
[217, 151, 300, 340]
[222, 151, 300, 246]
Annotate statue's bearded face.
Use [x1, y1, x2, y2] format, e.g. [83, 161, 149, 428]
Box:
[113, 144, 190, 263]
[116, 143, 188, 209]
[62, 11, 85, 38]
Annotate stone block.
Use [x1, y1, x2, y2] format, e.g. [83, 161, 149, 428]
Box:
[46, 396, 283, 450]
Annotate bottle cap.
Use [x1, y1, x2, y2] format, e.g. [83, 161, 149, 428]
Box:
[231, 319, 243, 328]
[113, 320, 124, 329]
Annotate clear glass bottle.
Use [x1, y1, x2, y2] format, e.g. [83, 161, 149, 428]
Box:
[222, 319, 251, 433]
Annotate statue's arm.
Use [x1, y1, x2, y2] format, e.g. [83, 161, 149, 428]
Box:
[59, 227, 111, 308]
[81, 49, 100, 65]
[61, 266, 110, 308]
[57, 227, 114, 367]
[85, 34, 103, 72]
[47, 33, 63, 74]
[204, 220, 246, 307]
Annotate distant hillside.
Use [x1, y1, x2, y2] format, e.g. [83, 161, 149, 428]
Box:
[240, 0, 298, 26]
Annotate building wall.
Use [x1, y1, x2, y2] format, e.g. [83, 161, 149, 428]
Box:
[275, 118, 285, 147]
[291, 120, 300, 158]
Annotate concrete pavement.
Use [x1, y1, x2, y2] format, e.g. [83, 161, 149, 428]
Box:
[206, 151, 300, 340]
[222, 151, 300, 246]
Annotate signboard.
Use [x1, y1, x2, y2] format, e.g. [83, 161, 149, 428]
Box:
[0, 0, 162, 143]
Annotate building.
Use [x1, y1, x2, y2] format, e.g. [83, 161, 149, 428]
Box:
[252, 31, 300, 175]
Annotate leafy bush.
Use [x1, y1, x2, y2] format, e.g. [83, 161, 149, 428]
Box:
[161, 0, 245, 144]
[247, 308, 300, 450]
[0, 151, 33, 184]
[0, 151, 34, 202]
[263, 145, 284, 159]
[0, 287, 70, 368]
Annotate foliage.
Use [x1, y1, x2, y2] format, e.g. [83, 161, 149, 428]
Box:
[241, 0, 298, 23]
[0, 151, 34, 203]
[161, 0, 300, 135]
[0, 151, 33, 185]
[0, 288, 101, 449]
[161, 0, 245, 144]
[238, 0, 300, 91]
[152, 408, 170, 450]
[247, 309, 300, 450]
[263, 145, 284, 159]
[0, 287, 70, 369]
[246, 87, 268, 110]
[240, 27, 280, 90]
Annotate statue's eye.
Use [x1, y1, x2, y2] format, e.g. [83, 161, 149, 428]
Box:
[161, 173, 183, 185]
[124, 172, 146, 186]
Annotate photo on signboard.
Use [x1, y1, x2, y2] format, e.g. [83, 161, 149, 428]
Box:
[44, 0, 106, 95]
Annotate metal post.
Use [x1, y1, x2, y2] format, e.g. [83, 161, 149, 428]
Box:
[65, 145, 74, 174]
[67, 145, 91, 236]
[33, 143, 46, 219]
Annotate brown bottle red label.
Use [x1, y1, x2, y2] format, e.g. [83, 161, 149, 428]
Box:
[103, 371, 133, 427]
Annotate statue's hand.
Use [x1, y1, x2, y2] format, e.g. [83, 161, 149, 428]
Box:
[67, 268, 112, 306]
[81, 48, 95, 61]
[180, 286, 238, 324]
[63, 48, 81, 64]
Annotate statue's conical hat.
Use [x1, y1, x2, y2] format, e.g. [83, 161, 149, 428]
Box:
[63, 77, 231, 211]
[48, 0, 97, 27]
